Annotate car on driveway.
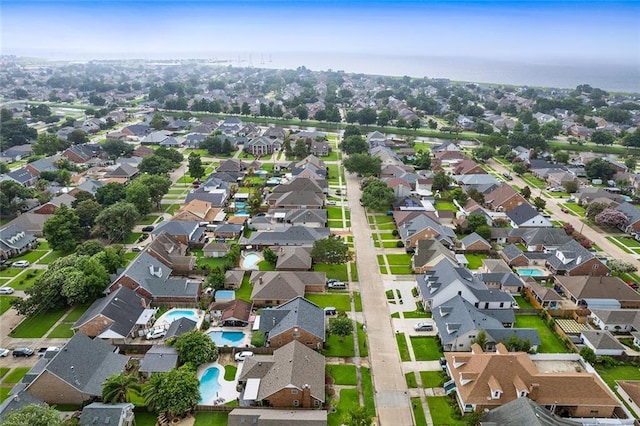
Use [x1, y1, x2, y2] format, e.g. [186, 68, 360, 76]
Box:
[146, 327, 166, 340]
[234, 351, 254, 362]
[12, 348, 34, 357]
[132, 246, 145, 252]
[0, 287, 14, 295]
[414, 321, 434, 332]
[141, 225, 155, 232]
[12, 260, 29, 268]
[0, 348, 9, 357]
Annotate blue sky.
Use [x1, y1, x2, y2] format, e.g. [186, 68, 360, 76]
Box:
[2, 1, 639, 62]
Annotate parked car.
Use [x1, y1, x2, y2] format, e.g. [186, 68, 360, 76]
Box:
[12, 348, 34, 357]
[0, 348, 9, 357]
[502, 172, 513, 181]
[324, 307, 337, 316]
[327, 201, 337, 205]
[327, 281, 347, 290]
[12, 260, 30, 268]
[141, 225, 155, 232]
[234, 351, 254, 362]
[414, 321, 434, 332]
[132, 246, 145, 252]
[146, 327, 166, 340]
[0, 287, 14, 295]
[561, 207, 569, 213]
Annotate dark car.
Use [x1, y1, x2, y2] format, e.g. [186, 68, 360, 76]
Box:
[12, 348, 34, 357]
[141, 226, 155, 232]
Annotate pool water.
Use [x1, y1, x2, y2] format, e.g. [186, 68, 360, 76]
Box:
[517, 268, 545, 277]
[215, 290, 235, 301]
[199, 366, 222, 403]
[235, 202, 246, 209]
[161, 309, 199, 324]
[242, 253, 261, 269]
[208, 331, 246, 346]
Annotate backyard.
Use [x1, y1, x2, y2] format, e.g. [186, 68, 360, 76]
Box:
[514, 314, 569, 353]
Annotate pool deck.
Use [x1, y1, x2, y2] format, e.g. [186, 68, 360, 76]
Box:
[155, 308, 206, 329]
[206, 326, 252, 348]
[241, 251, 263, 270]
[197, 363, 240, 405]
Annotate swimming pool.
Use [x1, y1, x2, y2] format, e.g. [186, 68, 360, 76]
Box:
[208, 330, 246, 346]
[215, 290, 235, 301]
[516, 268, 546, 277]
[241, 253, 262, 269]
[199, 365, 222, 403]
[235, 202, 246, 209]
[157, 309, 200, 325]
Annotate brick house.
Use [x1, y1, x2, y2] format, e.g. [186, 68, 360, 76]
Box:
[0, 224, 38, 261]
[259, 297, 325, 349]
[412, 239, 458, 274]
[459, 232, 492, 252]
[545, 240, 609, 276]
[555, 275, 640, 309]
[484, 183, 527, 212]
[250, 271, 326, 307]
[238, 341, 325, 408]
[453, 159, 487, 175]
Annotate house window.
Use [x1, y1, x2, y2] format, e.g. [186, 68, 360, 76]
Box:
[590, 410, 598, 415]
[493, 391, 500, 398]
[499, 302, 504, 308]
[314, 400, 321, 407]
[293, 400, 299, 407]
[593, 264, 599, 269]
[291, 389, 299, 395]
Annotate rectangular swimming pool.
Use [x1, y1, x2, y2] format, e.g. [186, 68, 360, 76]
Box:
[516, 268, 545, 277]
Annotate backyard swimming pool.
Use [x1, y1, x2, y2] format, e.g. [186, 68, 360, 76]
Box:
[215, 290, 235, 301]
[199, 365, 222, 403]
[208, 330, 247, 346]
[516, 268, 546, 277]
[156, 308, 201, 325]
[241, 253, 262, 269]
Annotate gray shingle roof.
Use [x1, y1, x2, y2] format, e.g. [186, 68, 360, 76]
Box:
[460, 232, 490, 248]
[481, 397, 580, 425]
[581, 330, 625, 350]
[0, 224, 37, 251]
[259, 297, 325, 341]
[413, 239, 457, 269]
[165, 317, 197, 338]
[398, 214, 455, 246]
[615, 202, 640, 225]
[139, 346, 179, 374]
[245, 226, 330, 247]
[506, 203, 541, 225]
[79, 402, 135, 426]
[545, 239, 597, 273]
[501, 244, 525, 261]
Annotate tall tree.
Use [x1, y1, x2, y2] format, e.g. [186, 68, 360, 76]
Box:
[188, 152, 205, 180]
[343, 153, 382, 177]
[172, 330, 219, 367]
[585, 158, 616, 180]
[102, 373, 141, 404]
[43, 205, 83, 253]
[293, 139, 309, 159]
[340, 135, 368, 155]
[143, 365, 201, 416]
[360, 179, 394, 211]
[311, 237, 352, 264]
[1, 404, 63, 426]
[150, 113, 165, 130]
[138, 174, 172, 210]
[95, 182, 126, 206]
[125, 180, 152, 217]
[94, 201, 140, 242]
[431, 171, 451, 191]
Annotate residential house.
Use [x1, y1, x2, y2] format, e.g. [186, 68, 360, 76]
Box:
[238, 341, 325, 408]
[150, 221, 206, 246]
[270, 177, 325, 196]
[459, 233, 492, 252]
[213, 224, 243, 239]
[615, 381, 640, 420]
[4, 213, 52, 237]
[145, 232, 196, 274]
[24, 334, 129, 405]
[576, 187, 626, 206]
[250, 271, 326, 307]
[0, 224, 38, 261]
[140, 130, 171, 145]
[546, 172, 578, 189]
[397, 213, 456, 252]
[259, 297, 325, 349]
[184, 177, 230, 207]
[275, 246, 312, 271]
[25, 156, 59, 177]
[525, 282, 563, 310]
[72, 286, 154, 342]
[615, 202, 640, 234]
[243, 226, 330, 249]
[263, 126, 287, 140]
[432, 295, 539, 352]
[32, 193, 76, 215]
[203, 241, 230, 258]
[251, 209, 327, 230]
[580, 330, 625, 356]
[555, 275, 640, 309]
[546, 240, 609, 276]
[164, 317, 197, 339]
[385, 177, 412, 198]
[267, 191, 324, 209]
[366, 131, 389, 148]
[508, 228, 572, 252]
[479, 397, 581, 426]
[412, 239, 458, 273]
[209, 299, 252, 327]
[4, 167, 38, 187]
[139, 346, 179, 377]
[245, 136, 282, 156]
[216, 158, 261, 173]
[79, 402, 135, 426]
[476, 272, 525, 294]
[310, 140, 331, 157]
[0, 144, 33, 163]
[453, 159, 486, 176]
[506, 204, 553, 228]
[484, 184, 527, 212]
[590, 309, 640, 333]
[109, 252, 201, 305]
[172, 200, 223, 223]
[444, 343, 622, 417]
[415, 259, 515, 312]
[432, 140, 461, 153]
[224, 270, 245, 290]
[103, 163, 139, 183]
[227, 409, 327, 426]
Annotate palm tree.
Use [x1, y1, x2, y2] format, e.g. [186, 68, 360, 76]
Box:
[142, 375, 163, 412]
[101, 373, 140, 404]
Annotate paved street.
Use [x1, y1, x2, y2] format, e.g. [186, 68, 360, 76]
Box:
[345, 171, 414, 426]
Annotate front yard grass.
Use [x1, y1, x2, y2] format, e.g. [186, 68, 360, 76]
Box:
[11, 250, 47, 264]
[420, 371, 444, 388]
[323, 333, 355, 357]
[9, 269, 44, 291]
[9, 308, 67, 338]
[361, 367, 375, 417]
[0, 296, 17, 316]
[514, 314, 568, 353]
[37, 250, 66, 265]
[396, 333, 411, 361]
[427, 396, 464, 426]
[326, 207, 344, 220]
[410, 336, 443, 361]
[314, 263, 349, 282]
[357, 322, 368, 357]
[403, 309, 431, 319]
[2, 367, 30, 384]
[328, 220, 344, 228]
[304, 293, 351, 312]
[464, 253, 487, 270]
[0, 268, 26, 278]
[124, 232, 143, 244]
[351, 263, 359, 282]
[412, 398, 428, 426]
[47, 323, 74, 338]
[377, 222, 397, 230]
[405, 372, 418, 388]
[521, 173, 546, 189]
[389, 265, 414, 275]
[138, 215, 160, 225]
[560, 202, 586, 216]
[386, 253, 413, 265]
[328, 389, 360, 426]
[353, 292, 362, 312]
[327, 364, 357, 385]
[371, 214, 393, 225]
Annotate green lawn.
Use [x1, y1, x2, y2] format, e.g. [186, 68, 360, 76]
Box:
[138, 215, 160, 225]
[314, 263, 349, 282]
[135, 412, 158, 426]
[464, 253, 487, 270]
[606, 237, 634, 254]
[386, 253, 413, 265]
[372, 215, 394, 225]
[406, 372, 418, 388]
[521, 173, 546, 189]
[403, 309, 431, 319]
[328, 389, 360, 426]
[9, 269, 44, 291]
[514, 315, 568, 353]
[595, 364, 640, 390]
[0, 268, 26, 278]
[11, 250, 48, 264]
[328, 220, 344, 228]
[305, 293, 351, 312]
[396, 333, 411, 361]
[436, 201, 458, 211]
[427, 396, 464, 426]
[124, 232, 143, 244]
[63, 304, 90, 322]
[0, 388, 10, 403]
[327, 206, 344, 220]
[36, 250, 66, 265]
[224, 365, 237, 381]
[257, 260, 275, 271]
[420, 371, 444, 388]
[0, 296, 18, 316]
[0, 368, 9, 378]
[193, 412, 229, 426]
[354, 292, 362, 312]
[47, 323, 74, 338]
[410, 336, 443, 361]
[412, 398, 428, 426]
[323, 333, 355, 357]
[9, 308, 67, 338]
[358, 322, 368, 357]
[235, 275, 252, 302]
[382, 240, 401, 248]
[361, 367, 375, 417]
[377, 222, 397, 230]
[327, 364, 357, 385]
[351, 263, 359, 282]
[514, 295, 535, 309]
[560, 202, 586, 216]
[389, 265, 414, 275]
[2, 367, 30, 384]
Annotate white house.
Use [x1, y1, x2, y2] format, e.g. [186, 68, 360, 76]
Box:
[505, 204, 553, 228]
[580, 330, 625, 356]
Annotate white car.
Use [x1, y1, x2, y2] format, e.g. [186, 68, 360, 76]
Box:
[327, 201, 337, 205]
[0, 348, 9, 357]
[145, 327, 166, 340]
[12, 260, 30, 268]
[414, 322, 434, 332]
[0, 287, 14, 295]
[234, 351, 254, 362]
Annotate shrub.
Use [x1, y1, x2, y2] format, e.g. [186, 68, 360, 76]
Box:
[396, 240, 405, 248]
[251, 331, 266, 347]
[411, 287, 418, 297]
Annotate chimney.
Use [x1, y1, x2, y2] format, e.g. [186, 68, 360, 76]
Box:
[140, 298, 147, 309]
[529, 383, 539, 401]
[301, 384, 312, 408]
